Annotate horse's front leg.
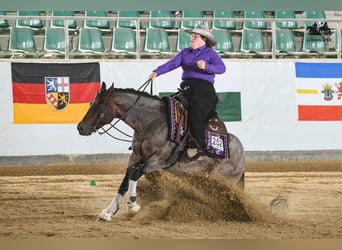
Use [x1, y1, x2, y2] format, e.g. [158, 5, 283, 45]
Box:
[97, 164, 145, 221]
[126, 164, 145, 214]
[97, 168, 131, 222]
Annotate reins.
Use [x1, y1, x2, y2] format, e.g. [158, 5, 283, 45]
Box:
[97, 79, 153, 143]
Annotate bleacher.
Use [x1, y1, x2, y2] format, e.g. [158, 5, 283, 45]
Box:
[0, 10, 341, 60]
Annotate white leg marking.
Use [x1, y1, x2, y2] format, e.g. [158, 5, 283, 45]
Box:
[128, 180, 137, 198]
[126, 180, 141, 214]
[97, 193, 122, 222]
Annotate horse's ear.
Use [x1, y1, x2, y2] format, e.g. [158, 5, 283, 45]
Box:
[101, 82, 107, 93]
[108, 82, 115, 93]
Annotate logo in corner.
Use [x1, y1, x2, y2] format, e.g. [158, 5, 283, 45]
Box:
[45, 77, 70, 111]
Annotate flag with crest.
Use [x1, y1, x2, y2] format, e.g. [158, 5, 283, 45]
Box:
[12, 62, 100, 123]
[295, 62, 342, 121]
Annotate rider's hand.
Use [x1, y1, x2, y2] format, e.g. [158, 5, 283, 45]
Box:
[149, 71, 157, 80]
[197, 60, 206, 70]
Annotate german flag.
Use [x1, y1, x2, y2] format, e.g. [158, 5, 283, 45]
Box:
[12, 62, 100, 124]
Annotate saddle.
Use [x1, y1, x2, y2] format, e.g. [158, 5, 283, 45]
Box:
[163, 92, 229, 161]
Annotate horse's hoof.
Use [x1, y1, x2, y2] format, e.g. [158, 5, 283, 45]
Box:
[127, 202, 141, 214]
[97, 209, 113, 222]
[97, 217, 107, 222]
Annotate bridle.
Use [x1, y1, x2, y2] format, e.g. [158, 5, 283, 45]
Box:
[96, 79, 154, 143]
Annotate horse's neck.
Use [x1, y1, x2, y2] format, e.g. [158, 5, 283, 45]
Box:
[115, 91, 164, 133]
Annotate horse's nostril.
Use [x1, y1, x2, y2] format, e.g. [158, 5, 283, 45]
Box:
[77, 124, 83, 133]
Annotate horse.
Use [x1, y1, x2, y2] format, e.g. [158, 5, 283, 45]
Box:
[77, 81, 245, 222]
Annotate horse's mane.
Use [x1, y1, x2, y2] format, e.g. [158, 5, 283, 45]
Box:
[114, 87, 164, 101]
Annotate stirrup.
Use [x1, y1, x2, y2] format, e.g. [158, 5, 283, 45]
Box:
[186, 148, 198, 158]
[186, 148, 206, 160]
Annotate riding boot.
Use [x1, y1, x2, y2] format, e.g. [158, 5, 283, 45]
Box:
[186, 139, 207, 160]
[186, 134, 204, 158]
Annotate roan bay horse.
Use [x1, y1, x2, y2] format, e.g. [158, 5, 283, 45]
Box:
[77, 82, 245, 222]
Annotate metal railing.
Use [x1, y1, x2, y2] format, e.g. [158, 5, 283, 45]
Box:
[0, 14, 341, 60]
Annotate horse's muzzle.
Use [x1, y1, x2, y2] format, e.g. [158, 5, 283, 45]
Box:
[77, 123, 94, 136]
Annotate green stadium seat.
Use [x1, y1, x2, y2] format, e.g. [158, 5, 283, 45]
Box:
[116, 11, 141, 29]
[111, 27, 137, 53]
[212, 11, 237, 30]
[51, 11, 77, 30]
[304, 11, 326, 28]
[212, 28, 234, 53]
[44, 27, 69, 54]
[240, 29, 266, 52]
[177, 29, 191, 51]
[148, 11, 175, 29]
[275, 29, 296, 52]
[302, 32, 327, 53]
[275, 11, 297, 29]
[84, 11, 110, 30]
[78, 28, 105, 53]
[243, 11, 267, 29]
[16, 11, 45, 29]
[181, 11, 204, 29]
[9, 27, 37, 53]
[145, 28, 171, 53]
[0, 11, 9, 28]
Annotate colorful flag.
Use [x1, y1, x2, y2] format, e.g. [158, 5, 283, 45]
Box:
[295, 62, 342, 121]
[12, 62, 100, 124]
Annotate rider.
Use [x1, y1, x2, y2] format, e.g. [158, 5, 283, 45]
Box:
[149, 24, 226, 157]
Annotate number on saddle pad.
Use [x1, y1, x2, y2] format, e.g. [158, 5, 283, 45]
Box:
[205, 117, 229, 158]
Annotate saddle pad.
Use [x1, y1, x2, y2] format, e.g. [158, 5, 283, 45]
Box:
[163, 96, 188, 144]
[205, 117, 229, 158]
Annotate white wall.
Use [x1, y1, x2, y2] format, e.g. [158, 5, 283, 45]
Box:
[1, 61, 342, 157]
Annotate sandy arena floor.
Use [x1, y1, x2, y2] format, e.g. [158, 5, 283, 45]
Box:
[0, 161, 341, 239]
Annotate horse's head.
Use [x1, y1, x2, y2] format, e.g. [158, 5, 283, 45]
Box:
[77, 82, 115, 135]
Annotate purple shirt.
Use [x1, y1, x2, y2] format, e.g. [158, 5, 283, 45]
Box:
[154, 45, 226, 84]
